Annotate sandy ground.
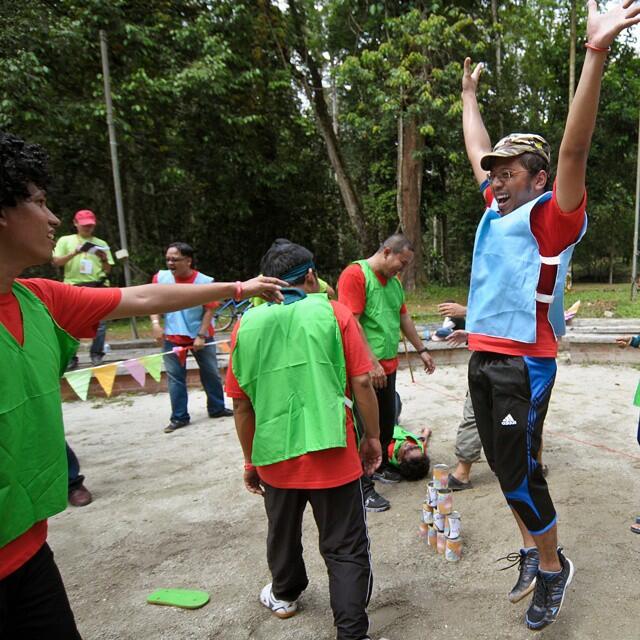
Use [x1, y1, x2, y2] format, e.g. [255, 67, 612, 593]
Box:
[52, 362, 640, 640]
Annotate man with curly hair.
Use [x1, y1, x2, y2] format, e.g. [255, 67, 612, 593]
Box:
[0, 131, 285, 638]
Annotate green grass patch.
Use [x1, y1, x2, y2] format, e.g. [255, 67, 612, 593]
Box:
[404, 282, 640, 323]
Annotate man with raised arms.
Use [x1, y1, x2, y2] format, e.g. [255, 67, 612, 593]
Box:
[461, 0, 640, 630]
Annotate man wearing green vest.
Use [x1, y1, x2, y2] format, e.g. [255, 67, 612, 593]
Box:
[226, 240, 382, 640]
[0, 130, 285, 639]
[338, 234, 435, 511]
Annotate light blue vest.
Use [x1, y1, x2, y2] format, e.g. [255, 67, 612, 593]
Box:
[467, 191, 587, 343]
[157, 270, 214, 338]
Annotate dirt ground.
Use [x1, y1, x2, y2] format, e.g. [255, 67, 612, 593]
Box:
[53, 362, 640, 640]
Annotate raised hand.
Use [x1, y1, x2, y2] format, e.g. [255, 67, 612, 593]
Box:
[586, 0, 640, 49]
[462, 57, 484, 94]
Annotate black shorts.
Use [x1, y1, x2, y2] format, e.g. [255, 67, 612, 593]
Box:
[468, 352, 557, 534]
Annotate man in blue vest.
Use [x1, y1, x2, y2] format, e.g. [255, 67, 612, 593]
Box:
[461, 1, 639, 630]
[151, 242, 232, 433]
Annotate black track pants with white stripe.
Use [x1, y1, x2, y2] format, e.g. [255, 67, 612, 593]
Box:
[263, 478, 372, 640]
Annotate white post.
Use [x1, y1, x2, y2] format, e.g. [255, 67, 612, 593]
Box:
[632, 108, 640, 301]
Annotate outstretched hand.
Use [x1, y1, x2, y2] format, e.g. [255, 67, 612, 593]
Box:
[446, 329, 469, 347]
[462, 57, 484, 94]
[615, 335, 632, 348]
[241, 275, 287, 303]
[587, 0, 640, 49]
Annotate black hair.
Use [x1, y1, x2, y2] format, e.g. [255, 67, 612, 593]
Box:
[260, 239, 314, 285]
[397, 454, 431, 481]
[0, 131, 50, 208]
[378, 233, 414, 254]
[167, 241, 196, 267]
[518, 152, 550, 188]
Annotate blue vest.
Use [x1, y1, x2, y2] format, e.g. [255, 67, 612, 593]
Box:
[467, 191, 587, 343]
[156, 270, 214, 338]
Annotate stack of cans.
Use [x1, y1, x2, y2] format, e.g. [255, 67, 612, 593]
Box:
[419, 464, 462, 562]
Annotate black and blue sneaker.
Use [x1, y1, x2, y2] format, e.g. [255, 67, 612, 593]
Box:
[497, 547, 539, 603]
[525, 548, 574, 630]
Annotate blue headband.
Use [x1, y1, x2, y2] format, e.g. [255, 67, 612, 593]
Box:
[280, 261, 315, 284]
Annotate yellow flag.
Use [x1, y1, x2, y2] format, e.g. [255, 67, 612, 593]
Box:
[93, 363, 118, 397]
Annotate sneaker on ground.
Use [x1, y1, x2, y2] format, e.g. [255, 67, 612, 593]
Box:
[164, 419, 190, 434]
[259, 583, 298, 619]
[363, 490, 390, 512]
[372, 467, 402, 484]
[525, 548, 574, 630]
[497, 548, 539, 603]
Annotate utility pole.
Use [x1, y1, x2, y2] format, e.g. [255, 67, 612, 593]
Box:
[632, 108, 640, 301]
[99, 30, 138, 338]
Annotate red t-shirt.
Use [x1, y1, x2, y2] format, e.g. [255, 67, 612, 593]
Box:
[468, 181, 586, 358]
[225, 300, 372, 489]
[0, 278, 122, 580]
[152, 271, 217, 345]
[337, 263, 408, 374]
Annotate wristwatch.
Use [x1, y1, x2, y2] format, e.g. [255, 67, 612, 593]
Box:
[196, 333, 207, 339]
[417, 347, 429, 354]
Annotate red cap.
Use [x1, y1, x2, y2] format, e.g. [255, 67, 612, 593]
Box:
[74, 209, 97, 225]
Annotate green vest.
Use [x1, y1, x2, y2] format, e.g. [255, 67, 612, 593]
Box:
[388, 425, 425, 468]
[354, 260, 404, 360]
[232, 293, 347, 466]
[0, 282, 79, 547]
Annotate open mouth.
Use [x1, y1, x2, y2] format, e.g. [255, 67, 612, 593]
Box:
[495, 193, 510, 209]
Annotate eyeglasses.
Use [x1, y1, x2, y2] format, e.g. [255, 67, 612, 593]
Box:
[165, 257, 186, 262]
[487, 169, 529, 184]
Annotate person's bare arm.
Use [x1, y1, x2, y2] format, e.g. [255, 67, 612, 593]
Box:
[556, 0, 640, 212]
[352, 312, 387, 389]
[51, 247, 80, 267]
[104, 276, 286, 320]
[438, 302, 467, 318]
[350, 373, 382, 476]
[193, 307, 214, 351]
[461, 57, 492, 186]
[400, 312, 435, 374]
[150, 313, 163, 343]
[233, 397, 263, 495]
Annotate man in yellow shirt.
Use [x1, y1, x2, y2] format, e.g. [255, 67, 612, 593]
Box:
[52, 209, 114, 366]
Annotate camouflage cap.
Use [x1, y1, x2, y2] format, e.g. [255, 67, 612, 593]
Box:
[480, 133, 551, 171]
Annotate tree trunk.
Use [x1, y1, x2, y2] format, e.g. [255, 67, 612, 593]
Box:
[286, 0, 371, 252]
[609, 247, 614, 285]
[397, 113, 425, 291]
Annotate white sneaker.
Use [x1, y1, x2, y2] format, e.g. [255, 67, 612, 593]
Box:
[259, 583, 298, 619]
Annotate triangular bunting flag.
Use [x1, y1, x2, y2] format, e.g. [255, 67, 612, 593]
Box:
[93, 363, 118, 397]
[123, 358, 146, 387]
[217, 340, 231, 354]
[634, 379, 640, 407]
[64, 367, 93, 401]
[140, 354, 163, 382]
[172, 346, 188, 367]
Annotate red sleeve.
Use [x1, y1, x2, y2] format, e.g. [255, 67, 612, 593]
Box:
[532, 180, 587, 256]
[337, 264, 366, 315]
[151, 273, 159, 284]
[482, 180, 494, 208]
[19, 279, 122, 339]
[331, 301, 373, 377]
[225, 320, 248, 399]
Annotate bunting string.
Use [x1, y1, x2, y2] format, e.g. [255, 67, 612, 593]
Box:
[62, 339, 231, 400]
